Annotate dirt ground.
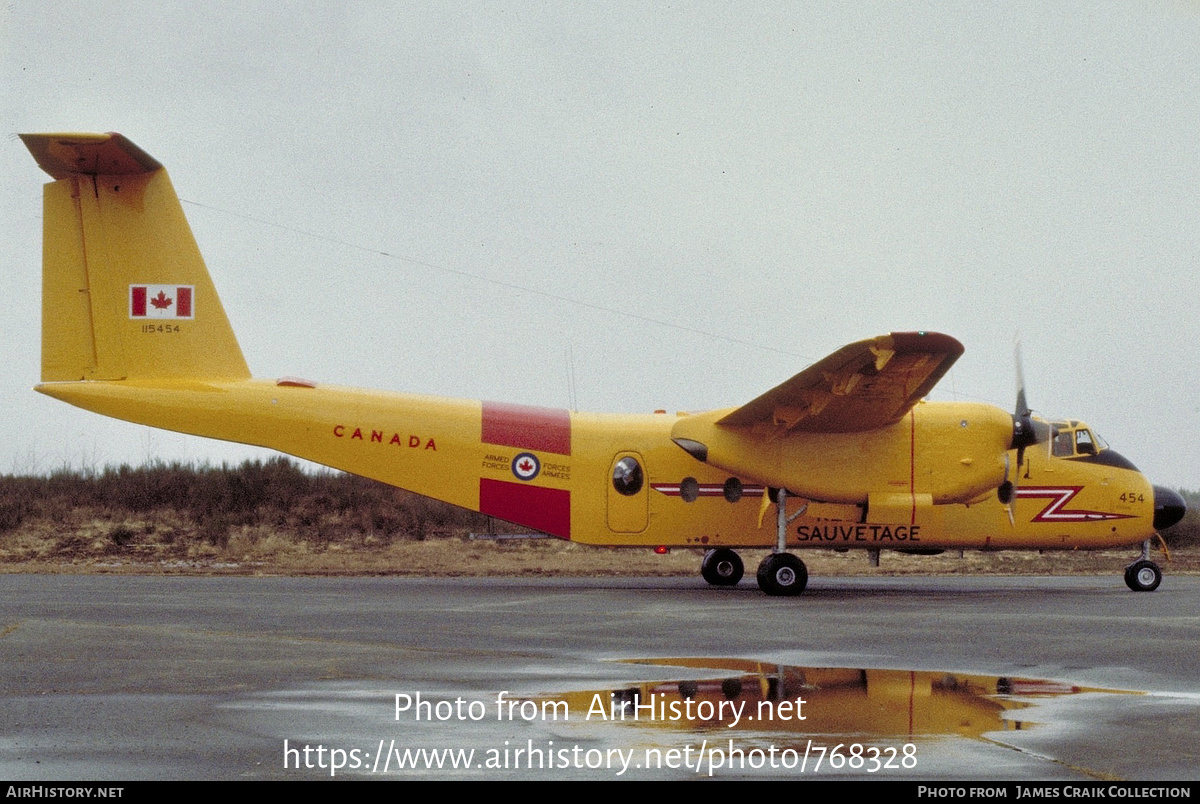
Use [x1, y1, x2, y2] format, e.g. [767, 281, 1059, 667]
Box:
[3, 531, 1195, 578]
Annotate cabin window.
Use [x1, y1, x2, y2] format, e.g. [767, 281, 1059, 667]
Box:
[612, 456, 644, 496]
[1075, 429, 1096, 455]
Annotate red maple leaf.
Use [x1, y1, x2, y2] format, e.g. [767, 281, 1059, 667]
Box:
[150, 291, 173, 310]
[518, 459, 533, 473]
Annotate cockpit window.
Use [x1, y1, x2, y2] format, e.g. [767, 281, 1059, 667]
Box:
[1050, 423, 1107, 457]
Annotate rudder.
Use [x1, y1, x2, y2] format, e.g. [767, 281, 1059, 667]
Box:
[22, 133, 249, 382]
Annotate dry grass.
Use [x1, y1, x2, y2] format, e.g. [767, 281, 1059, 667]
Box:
[3, 524, 1196, 578]
[2, 461, 1195, 578]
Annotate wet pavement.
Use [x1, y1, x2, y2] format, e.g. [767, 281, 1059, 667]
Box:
[2, 574, 1198, 779]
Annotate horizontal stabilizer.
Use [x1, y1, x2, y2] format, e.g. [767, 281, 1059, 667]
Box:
[21, 133, 162, 179]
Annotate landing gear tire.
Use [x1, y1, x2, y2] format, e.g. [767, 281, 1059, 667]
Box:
[756, 553, 808, 597]
[701, 548, 744, 587]
[1124, 559, 1162, 592]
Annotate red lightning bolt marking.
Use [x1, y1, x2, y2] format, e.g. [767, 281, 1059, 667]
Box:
[1014, 487, 1134, 523]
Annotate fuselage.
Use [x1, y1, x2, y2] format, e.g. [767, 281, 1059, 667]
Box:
[38, 378, 1157, 552]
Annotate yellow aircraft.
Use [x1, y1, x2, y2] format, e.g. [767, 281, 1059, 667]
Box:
[19, 132, 1186, 595]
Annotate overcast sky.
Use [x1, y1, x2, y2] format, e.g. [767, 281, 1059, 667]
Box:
[3, 1, 1198, 489]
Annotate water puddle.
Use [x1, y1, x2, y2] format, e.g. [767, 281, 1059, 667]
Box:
[536, 658, 1139, 743]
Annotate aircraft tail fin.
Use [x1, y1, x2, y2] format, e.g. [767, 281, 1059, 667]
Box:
[21, 133, 250, 382]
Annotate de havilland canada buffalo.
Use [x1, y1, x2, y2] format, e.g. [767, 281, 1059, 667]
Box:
[19, 133, 1186, 595]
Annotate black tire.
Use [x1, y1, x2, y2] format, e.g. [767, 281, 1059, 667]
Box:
[756, 553, 808, 596]
[701, 548, 744, 586]
[1124, 559, 1162, 592]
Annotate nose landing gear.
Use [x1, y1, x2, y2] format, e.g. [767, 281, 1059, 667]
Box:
[1124, 560, 1162, 592]
[1124, 539, 1163, 592]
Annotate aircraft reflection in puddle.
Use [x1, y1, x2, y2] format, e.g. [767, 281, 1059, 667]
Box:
[536, 658, 1137, 742]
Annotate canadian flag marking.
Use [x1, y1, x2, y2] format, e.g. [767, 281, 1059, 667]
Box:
[130, 285, 194, 319]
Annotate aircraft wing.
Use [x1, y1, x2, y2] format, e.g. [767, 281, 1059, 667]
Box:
[715, 331, 964, 432]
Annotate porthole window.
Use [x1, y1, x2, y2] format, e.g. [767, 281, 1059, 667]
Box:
[679, 477, 700, 503]
[612, 456, 644, 496]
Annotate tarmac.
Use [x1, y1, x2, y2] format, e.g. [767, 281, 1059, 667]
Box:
[2, 573, 1198, 780]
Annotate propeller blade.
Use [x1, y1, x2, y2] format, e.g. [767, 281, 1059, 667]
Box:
[999, 455, 1016, 526]
[1014, 339, 1030, 417]
[1010, 338, 1039, 457]
[1002, 337, 1044, 524]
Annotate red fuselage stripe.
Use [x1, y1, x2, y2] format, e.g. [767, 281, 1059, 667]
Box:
[479, 478, 571, 538]
[481, 401, 571, 456]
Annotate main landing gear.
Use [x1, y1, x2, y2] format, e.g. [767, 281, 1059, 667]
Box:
[699, 548, 808, 596]
[699, 488, 809, 596]
[758, 487, 808, 596]
[700, 547, 744, 586]
[756, 552, 807, 596]
[1123, 539, 1163, 592]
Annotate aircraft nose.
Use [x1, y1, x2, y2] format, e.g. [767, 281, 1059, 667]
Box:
[1152, 486, 1186, 531]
